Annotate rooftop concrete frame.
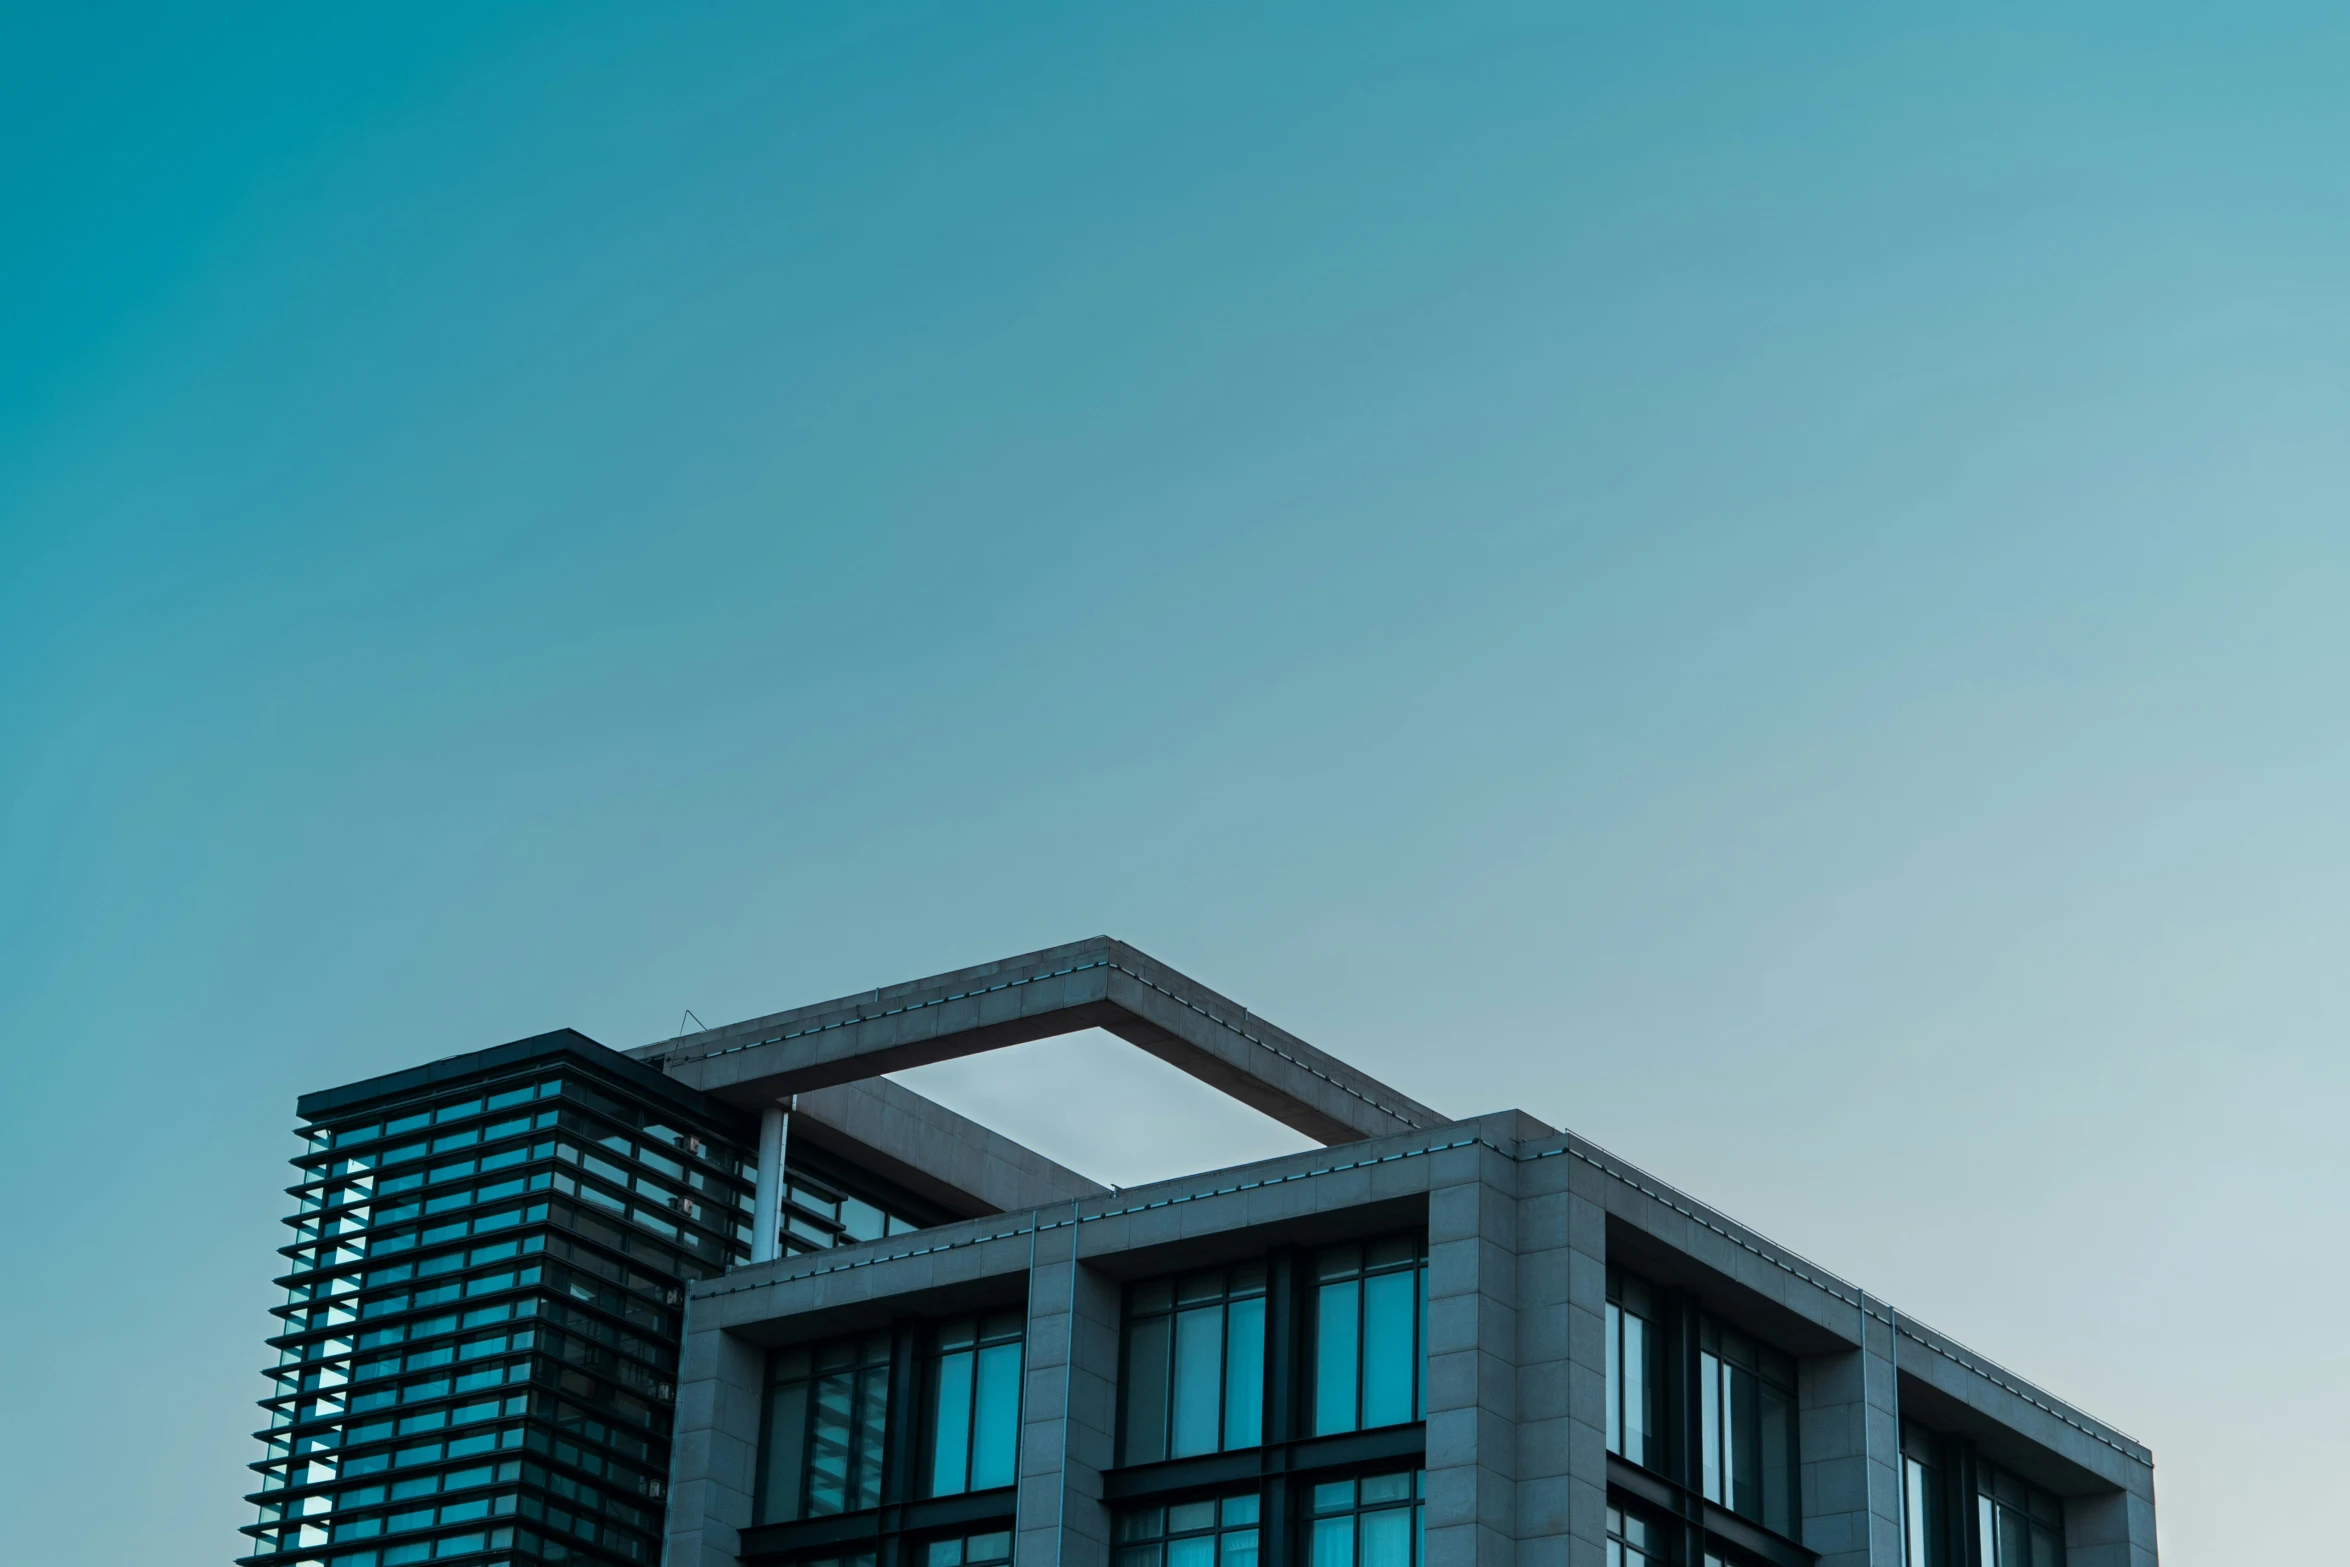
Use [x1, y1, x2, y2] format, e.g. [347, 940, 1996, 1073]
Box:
[629, 937, 1443, 1146]
[647, 943, 2156, 1567]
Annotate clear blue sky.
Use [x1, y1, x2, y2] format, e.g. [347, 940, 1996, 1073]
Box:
[4, 5, 2345, 1560]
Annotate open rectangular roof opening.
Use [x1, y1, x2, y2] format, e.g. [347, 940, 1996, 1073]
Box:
[890, 1027, 1317, 1190]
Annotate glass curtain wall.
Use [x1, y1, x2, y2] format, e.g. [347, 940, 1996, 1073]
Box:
[920, 1530, 1014, 1567]
[757, 1333, 893, 1524]
[1312, 1238, 1427, 1437]
[1120, 1264, 1267, 1464]
[1605, 1505, 1668, 1567]
[1113, 1494, 1261, 1567]
[1306, 1470, 1424, 1567]
[1902, 1422, 1947, 1567]
[1697, 1316, 1798, 1536]
[1975, 1462, 2064, 1567]
[924, 1311, 1025, 1497]
[1606, 1266, 1811, 1556]
[775, 1143, 949, 1257]
[251, 1056, 754, 1567]
[1604, 1269, 1660, 1469]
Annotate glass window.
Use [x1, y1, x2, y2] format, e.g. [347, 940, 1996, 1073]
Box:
[1903, 1423, 1947, 1567]
[1115, 1493, 1260, 1567]
[1605, 1269, 1660, 1470]
[1698, 1316, 1798, 1536]
[758, 1333, 893, 1523]
[1121, 1264, 1268, 1464]
[1307, 1470, 1423, 1567]
[1606, 1505, 1668, 1567]
[923, 1530, 1014, 1567]
[778, 1157, 937, 1255]
[924, 1311, 1024, 1497]
[1975, 1461, 2063, 1567]
[1312, 1238, 1427, 1437]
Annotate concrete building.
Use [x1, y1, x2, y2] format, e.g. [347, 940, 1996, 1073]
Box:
[247, 938, 2157, 1567]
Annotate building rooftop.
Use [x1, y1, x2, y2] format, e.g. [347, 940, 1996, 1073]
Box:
[260, 937, 2157, 1567]
[629, 936, 2147, 1475]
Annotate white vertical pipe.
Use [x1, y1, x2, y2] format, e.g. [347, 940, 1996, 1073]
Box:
[750, 1104, 789, 1265]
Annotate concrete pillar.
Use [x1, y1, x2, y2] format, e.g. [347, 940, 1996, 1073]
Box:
[750, 1104, 789, 1265]
[1511, 1145, 1608, 1567]
[2065, 1477, 2161, 1567]
[1422, 1133, 1522, 1567]
[1016, 1208, 1119, 1567]
[1800, 1302, 1903, 1567]
[665, 1321, 765, 1567]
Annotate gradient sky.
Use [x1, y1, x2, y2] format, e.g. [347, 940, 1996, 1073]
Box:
[4, 5, 2346, 1561]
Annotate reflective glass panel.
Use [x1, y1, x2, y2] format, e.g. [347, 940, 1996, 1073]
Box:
[1303, 1469, 1421, 1567]
[1120, 1265, 1267, 1463]
[1114, 1490, 1260, 1567]
[927, 1313, 1023, 1497]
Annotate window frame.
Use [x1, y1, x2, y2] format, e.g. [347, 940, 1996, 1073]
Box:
[921, 1311, 1027, 1500]
[1118, 1263, 1271, 1465]
[1696, 1314, 1799, 1536]
[1302, 1467, 1425, 1567]
[1113, 1489, 1262, 1567]
[1605, 1268, 1662, 1472]
[1606, 1501, 1671, 1567]
[1902, 1420, 1948, 1567]
[1604, 1265, 1810, 1558]
[1308, 1236, 1428, 1439]
[917, 1527, 1016, 1567]
[755, 1331, 896, 1525]
[1974, 1458, 2065, 1567]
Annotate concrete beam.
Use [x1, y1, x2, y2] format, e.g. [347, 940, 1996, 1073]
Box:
[629, 936, 1441, 1145]
[791, 1076, 1110, 1217]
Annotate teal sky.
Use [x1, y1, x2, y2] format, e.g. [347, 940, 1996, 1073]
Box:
[4, 6, 2346, 1560]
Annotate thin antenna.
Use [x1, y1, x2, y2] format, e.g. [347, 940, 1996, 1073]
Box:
[677, 1009, 707, 1038]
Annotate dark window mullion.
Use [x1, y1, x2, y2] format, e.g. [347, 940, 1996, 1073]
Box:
[884, 1319, 922, 1507]
[1415, 1253, 1425, 1423]
[1216, 1288, 1231, 1461]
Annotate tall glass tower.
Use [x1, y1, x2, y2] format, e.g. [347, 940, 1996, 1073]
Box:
[241, 1031, 758, 1567]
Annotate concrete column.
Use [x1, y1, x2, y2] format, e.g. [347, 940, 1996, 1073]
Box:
[1512, 1146, 1608, 1567]
[750, 1104, 789, 1265]
[1016, 1209, 1119, 1567]
[2065, 1476, 2161, 1567]
[1422, 1132, 1523, 1567]
[665, 1320, 765, 1567]
[1800, 1302, 1902, 1567]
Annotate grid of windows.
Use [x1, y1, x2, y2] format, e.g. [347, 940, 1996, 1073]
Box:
[924, 1312, 1025, 1498]
[1697, 1317, 1797, 1535]
[1606, 1505, 1667, 1567]
[1115, 1494, 1261, 1567]
[1120, 1264, 1267, 1464]
[1976, 1462, 2064, 1567]
[1605, 1267, 1804, 1551]
[777, 1151, 939, 1256]
[1903, 1421, 1947, 1567]
[1306, 1470, 1423, 1567]
[1311, 1239, 1426, 1437]
[1107, 1245, 1431, 1567]
[1604, 1270, 1659, 1469]
[757, 1334, 894, 1524]
[921, 1529, 1014, 1567]
[745, 1312, 1028, 1567]
[246, 1054, 755, 1567]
